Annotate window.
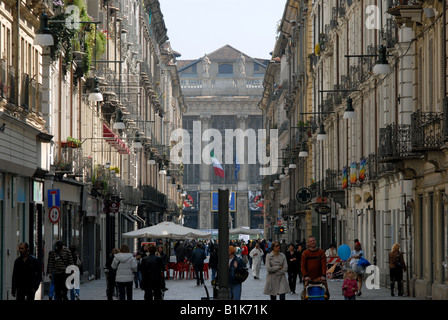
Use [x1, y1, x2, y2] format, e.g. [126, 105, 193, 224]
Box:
[218, 64, 233, 77]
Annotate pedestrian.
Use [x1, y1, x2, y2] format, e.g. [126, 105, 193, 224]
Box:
[247, 240, 254, 268]
[342, 269, 358, 300]
[209, 246, 218, 282]
[263, 241, 289, 300]
[285, 244, 300, 294]
[47, 240, 73, 300]
[241, 241, 249, 266]
[105, 248, 118, 300]
[296, 244, 304, 283]
[389, 243, 407, 296]
[134, 251, 142, 289]
[112, 244, 138, 300]
[249, 242, 264, 279]
[191, 242, 207, 286]
[176, 241, 186, 263]
[228, 245, 245, 300]
[69, 245, 82, 300]
[141, 244, 164, 300]
[11, 242, 42, 300]
[348, 242, 364, 296]
[301, 236, 329, 299]
[280, 239, 288, 254]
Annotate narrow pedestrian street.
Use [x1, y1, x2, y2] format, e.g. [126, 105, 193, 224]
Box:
[68, 258, 419, 301]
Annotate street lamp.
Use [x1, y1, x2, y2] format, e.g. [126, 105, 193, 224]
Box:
[113, 109, 126, 129]
[343, 97, 356, 119]
[33, 12, 54, 46]
[298, 142, 308, 158]
[372, 45, 392, 75]
[132, 132, 143, 150]
[317, 123, 327, 140]
[89, 77, 103, 102]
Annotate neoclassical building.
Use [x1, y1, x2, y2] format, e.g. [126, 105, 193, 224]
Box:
[178, 45, 268, 230]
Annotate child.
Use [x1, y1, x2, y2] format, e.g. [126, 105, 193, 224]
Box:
[342, 270, 358, 300]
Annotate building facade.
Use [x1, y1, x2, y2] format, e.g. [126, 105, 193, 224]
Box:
[0, 0, 184, 300]
[178, 45, 267, 231]
[265, 0, 448, 299]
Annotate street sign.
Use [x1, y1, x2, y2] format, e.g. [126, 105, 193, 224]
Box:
[47, 189, 60, 208]
[49, 206, 60, 224]
[296, 187, 312, 204]
[315, 205, 331, 215]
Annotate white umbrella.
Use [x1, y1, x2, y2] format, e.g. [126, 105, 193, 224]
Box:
[122, 221, 212, 239]
[229, 227, 263, 235]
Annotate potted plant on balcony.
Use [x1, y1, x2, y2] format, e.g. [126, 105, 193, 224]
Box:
[66, 136, 81, 148]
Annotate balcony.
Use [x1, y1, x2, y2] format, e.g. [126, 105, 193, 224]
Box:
[325, 169, 342, 191]
[141, 185, 167, 209]
[378, 123, 420, 162]
[411, 110, 443, 152]
[387, 0, 423, 25]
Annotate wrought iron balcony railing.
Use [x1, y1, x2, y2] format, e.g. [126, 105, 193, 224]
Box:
[411, 110, 443, 152]
[141, 185, 167, 208]
[325, 169, 342, 191]
[378, 123, 420, 162]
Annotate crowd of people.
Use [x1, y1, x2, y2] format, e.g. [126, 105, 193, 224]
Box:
[10, 236, 408, 300]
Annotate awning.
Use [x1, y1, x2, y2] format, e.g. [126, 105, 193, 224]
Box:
[103, 123, 130, 154]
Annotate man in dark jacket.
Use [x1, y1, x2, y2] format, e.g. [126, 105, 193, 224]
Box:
[12, 242, 42, 300]
[191, 242, 206, 286]
[47, 240, 74, 300]
[141, 244, 163, 300]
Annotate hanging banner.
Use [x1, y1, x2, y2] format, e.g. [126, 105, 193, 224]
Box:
[342, 167, 348, 189]
[350, 162, 357, 184]
[359, 158, 366, 182]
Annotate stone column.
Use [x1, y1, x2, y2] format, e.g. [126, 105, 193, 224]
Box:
[199, 114, 212, 229]
[236, 114, 249, 227]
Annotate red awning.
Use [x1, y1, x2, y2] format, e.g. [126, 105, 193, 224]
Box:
[103, 123, 130, 154]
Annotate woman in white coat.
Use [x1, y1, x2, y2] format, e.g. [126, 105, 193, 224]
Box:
[112, 244, 138, 300]
[263, 240, 289, 300]
[249, 242, 264, 279]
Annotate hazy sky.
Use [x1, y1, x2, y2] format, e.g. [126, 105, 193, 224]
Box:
[159, 0, 286, 60]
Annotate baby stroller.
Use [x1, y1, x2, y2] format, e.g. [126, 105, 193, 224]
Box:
[301, 280, 329, 300]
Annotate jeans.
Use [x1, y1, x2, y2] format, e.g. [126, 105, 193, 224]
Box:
[344, 295, 356, 300]
[117, 282, 133, 300]
[229, 283, 242, 300]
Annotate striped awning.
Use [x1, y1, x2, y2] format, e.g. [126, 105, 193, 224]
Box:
[103, 123, 130, 154]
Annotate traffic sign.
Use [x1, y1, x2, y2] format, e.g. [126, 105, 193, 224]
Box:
[296, 187, 312, 204]
[48, 189, 60, 208]
[49, 206, 60, 224]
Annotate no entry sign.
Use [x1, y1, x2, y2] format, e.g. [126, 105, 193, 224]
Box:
[49, 206, 60, 224]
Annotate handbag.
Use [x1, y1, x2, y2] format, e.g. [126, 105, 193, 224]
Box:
[235, 267, 249, 283]
[357, 256, 371, 267]
[395, 252, 403, 268]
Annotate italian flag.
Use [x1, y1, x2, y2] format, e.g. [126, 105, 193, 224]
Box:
[210, 149, 225, 178]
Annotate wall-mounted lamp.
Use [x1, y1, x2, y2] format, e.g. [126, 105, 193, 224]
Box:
[316, 123, 327, 140]
[33, 12, 54, 46]
[158, 163, 167, 175]
[298, 142, 308, 157]
[343, 97, 356, 119]
[132, 132, 143, 149]
[113, 109, 126, 129]
[279, 167, 286, 179]
[147, 152, 156, 165]
[288, 156, 297, 169]
[89, 77, 103, 102]
[372, 45, 392, 75]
